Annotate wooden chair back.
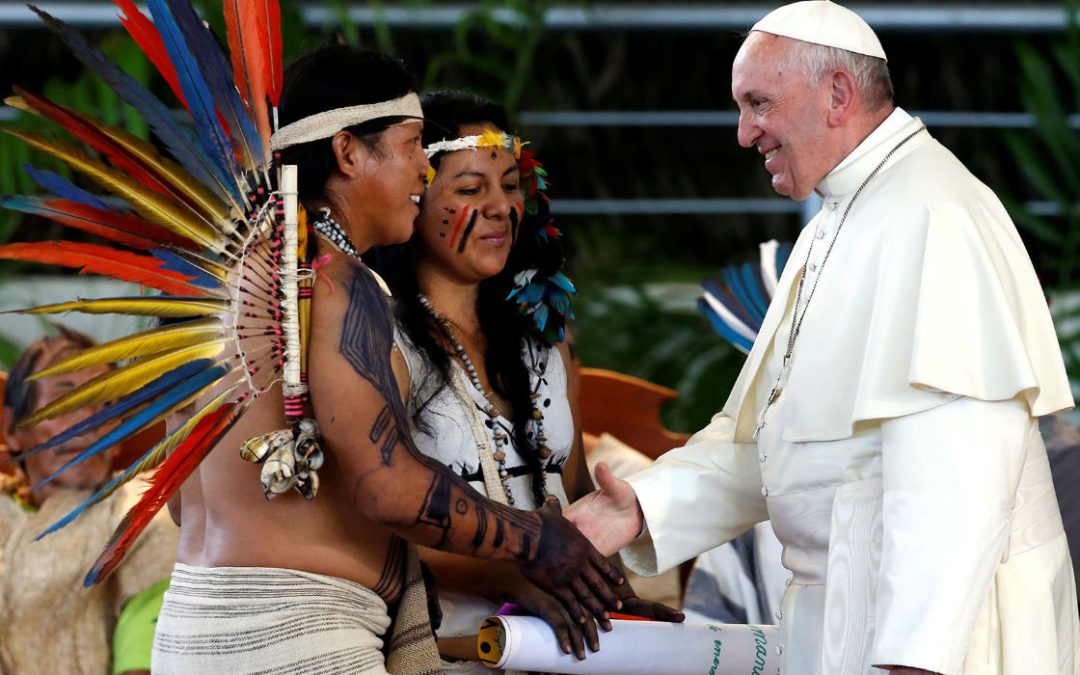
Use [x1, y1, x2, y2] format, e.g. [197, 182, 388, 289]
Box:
[577, 367, 691, 459]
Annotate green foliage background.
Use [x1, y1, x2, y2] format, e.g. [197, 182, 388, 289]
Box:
[0, 0, 1078, 432]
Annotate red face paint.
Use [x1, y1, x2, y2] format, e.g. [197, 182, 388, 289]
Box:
[448, 205, 470, 249]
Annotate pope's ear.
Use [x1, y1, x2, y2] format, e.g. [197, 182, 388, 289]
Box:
[827, 69, 858, 126]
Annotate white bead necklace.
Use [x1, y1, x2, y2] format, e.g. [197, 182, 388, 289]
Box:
[418, 294, 549, 506]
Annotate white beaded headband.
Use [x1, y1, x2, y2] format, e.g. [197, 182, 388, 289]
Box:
[424, 129, 522, 159]
[270, 93, 423, 151]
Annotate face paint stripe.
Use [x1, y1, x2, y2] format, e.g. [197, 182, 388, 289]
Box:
[456, 210, 479, 254]
[448, 206, 470, 249]
[509, 206, 521, 246]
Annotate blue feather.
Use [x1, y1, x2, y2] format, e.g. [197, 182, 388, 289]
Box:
[151, 250, 219, 289]
[35, 393, 220, 541]
[775, 242, 794, 279]
[549, 271, 577, 294]
[163, 0, 263, 161]
[721, 265, 757, 323]
[23, 164, 110, 209]
[33, 361, 229, 491]
[533, 304, 549, 331]
[697, 298, 754, 353]
[23, 358, 213, 459]
[703, 278, 757, 329]
[145, 0, 238, 184]
[523, 282, 546, 304]
[549, 292, 572, 314]
[738, 262, 769, 322]
[29, 6, 234, 202]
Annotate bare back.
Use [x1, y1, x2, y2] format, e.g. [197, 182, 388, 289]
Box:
[175, 256, 404, 601]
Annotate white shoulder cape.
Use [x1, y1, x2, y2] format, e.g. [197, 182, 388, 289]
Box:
[724, 117, 1073, 443]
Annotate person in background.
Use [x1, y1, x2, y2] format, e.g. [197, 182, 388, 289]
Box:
[0, 326, 178, 675]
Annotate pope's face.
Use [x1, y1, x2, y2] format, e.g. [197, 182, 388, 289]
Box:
[732, 33, 836, 200]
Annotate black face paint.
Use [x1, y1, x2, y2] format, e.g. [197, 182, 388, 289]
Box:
[509, 207, 520, 246]
[456, 209, 479, 254]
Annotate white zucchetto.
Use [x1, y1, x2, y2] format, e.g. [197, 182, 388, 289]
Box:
[751, 1, 887, 61]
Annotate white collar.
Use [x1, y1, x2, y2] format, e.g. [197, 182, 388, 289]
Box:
[831, 107, 913, 174]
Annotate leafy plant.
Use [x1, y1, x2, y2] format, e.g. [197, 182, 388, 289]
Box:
[1006, 0, 1080, 380]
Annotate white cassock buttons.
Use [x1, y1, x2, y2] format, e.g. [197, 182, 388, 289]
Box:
[759, 454, 767, 463]
[808, 262, 817, 273]
[816, 228, 827, 239]
[761, 486, 769, 497]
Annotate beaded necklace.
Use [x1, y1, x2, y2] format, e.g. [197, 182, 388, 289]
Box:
[418, 294, 548, 506]
[312, 207, 361, 260]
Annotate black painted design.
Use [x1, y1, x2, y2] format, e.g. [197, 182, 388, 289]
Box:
[456, 210, 479, 254]
[472, 503, 488, 548]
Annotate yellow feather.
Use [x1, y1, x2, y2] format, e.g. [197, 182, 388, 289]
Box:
[19, 340, 228, 429]
[3, 130, 228, 255]
[17, 297, 229, 318]
[30, 318, 226, 380]
[98, 124, 233, 224]
[8, 94, 233, 225]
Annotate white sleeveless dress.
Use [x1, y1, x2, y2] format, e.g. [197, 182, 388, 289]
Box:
[395, 329, 574, 673]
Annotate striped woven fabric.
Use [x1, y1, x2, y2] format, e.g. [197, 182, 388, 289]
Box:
[153, 563, 394, 675]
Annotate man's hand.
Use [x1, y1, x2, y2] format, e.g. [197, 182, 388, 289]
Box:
[521, 498, 625, 630]
[616, 591, 685, 624]
[513, 582, 603, 660]
[564, 462, 644, 556]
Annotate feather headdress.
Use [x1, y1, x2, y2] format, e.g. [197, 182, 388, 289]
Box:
[1, 0, 315, 586]
[698, 240, 793, 353]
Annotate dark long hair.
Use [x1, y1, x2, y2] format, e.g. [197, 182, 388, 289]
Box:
[369, 90, 548, 504]
[277, 45, 417, 202]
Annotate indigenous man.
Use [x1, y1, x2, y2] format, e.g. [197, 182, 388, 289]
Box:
[1, 327, 178, 675]
[567, 2, 1080, 674]
[155, 46, 623, 675]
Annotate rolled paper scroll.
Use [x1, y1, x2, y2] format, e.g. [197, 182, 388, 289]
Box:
[477, 616, 779, 674]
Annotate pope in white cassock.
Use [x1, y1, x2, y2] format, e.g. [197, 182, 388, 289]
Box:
[566, 2, 1080, 674]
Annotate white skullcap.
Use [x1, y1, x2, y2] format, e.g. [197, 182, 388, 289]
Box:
[751, 1, 887, 61]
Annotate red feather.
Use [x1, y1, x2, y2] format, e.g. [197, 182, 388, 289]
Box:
[15, 86, 174, 197]
[225, 0, 272, 148]
[85, 402, 241, 585]
[8, 198, 198, 251]
[263, 0, 283, 105]
[113, 0, 190, 112]
[0, 241, 210, 296]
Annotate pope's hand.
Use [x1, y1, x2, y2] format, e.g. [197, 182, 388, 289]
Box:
[564, 462, 644, 557]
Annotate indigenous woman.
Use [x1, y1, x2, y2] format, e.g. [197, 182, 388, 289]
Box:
[374, 91, 680, 672]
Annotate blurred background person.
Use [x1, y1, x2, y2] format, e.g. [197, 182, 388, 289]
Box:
[0, 326, 178, 675]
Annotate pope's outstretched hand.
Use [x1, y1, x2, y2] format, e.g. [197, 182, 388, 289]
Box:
[564, 462, 645, 557]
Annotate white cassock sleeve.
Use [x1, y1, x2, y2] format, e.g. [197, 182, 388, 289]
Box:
[871, 396, 1029, 674]
[621, 412, 768, 576]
